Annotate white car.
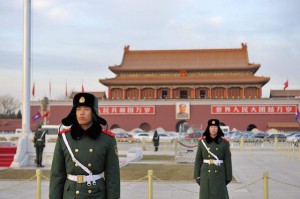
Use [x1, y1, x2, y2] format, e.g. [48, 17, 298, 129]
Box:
[286, 133, 300, 145]
[133, 132, 151, 142]
[158, 133, 176, 143]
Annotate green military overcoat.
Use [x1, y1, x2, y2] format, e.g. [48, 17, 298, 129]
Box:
[194, 136, 232, 199]
[33, 129, 46, 148]
[49, 128, 120, 199]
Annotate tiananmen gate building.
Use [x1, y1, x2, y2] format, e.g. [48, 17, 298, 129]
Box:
[30, 44, 300, 132]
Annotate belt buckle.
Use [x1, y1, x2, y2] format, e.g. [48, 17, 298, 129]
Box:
[209, 159, 214, 165]
[77, 175, 84, 183]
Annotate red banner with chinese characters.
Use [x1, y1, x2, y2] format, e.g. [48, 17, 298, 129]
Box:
[211, 105, 297, 114]
[98, 106, 155, 115]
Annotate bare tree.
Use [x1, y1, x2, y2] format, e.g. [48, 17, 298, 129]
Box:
[41, 96, 49, 114]
[0, 94, 21, 118]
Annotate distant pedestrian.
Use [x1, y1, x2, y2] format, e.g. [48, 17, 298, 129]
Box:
[33, 122, 47, 167]
[194, 119, 232, 199]
[152, 130, 160, 152]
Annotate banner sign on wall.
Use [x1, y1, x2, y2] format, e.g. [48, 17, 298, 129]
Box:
[211, 105, 297, 114]
[98, 106, 155, 115]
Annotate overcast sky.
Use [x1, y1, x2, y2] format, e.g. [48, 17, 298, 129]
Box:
[1, 0, 300, 101]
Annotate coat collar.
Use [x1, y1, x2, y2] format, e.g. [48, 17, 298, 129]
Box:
[70, 122, 102, 140]
[205, 134, 221, 144]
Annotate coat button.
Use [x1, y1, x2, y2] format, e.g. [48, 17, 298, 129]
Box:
[215, 170, 218, 173]
[208, 155, 211, 158]
[88, 163, 92, 167]
[75, 164, 78, 167]
[75, 149, 79, 152]
[76, 191, 80, 195]
[216, 148, 218, 150]
[208, 170, 211, 173]
[88, 190, 92, 194]
[89, 149, 93, 152]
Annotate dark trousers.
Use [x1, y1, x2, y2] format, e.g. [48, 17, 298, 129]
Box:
[154, 146, 158, 152]
[35, 146, 44, 166]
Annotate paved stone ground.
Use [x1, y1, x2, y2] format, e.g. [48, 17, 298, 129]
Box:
[1, 149, 300, 199]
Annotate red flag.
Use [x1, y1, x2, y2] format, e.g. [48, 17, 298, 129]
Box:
[42, 111, 49, 118]
[65, 82, 68, 97]
[82, 84, 85, 92]
[284, 80, 288, 90]
[32, 82, 35, 97]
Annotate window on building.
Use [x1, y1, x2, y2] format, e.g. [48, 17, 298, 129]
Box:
[162, 90, 168, 99]
[200, 90, 206, 98]
[180, 90, 188, 98]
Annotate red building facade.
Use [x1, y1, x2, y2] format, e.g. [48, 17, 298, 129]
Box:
[30, 99, 299, 132]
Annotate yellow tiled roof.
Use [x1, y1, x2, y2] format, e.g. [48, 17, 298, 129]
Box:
[109, 43, 257, 72]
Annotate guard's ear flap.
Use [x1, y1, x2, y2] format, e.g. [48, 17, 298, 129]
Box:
[61, 108, 76, 126]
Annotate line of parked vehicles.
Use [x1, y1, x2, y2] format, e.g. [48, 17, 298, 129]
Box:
[114, 130, 300, 146]
[11, 125, 300, 146]
[224, 131, 300, 146]
[115, 132, 179, 143]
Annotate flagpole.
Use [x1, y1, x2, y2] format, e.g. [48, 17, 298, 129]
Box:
[22, 0, 31, 135]
[287, 79, 289, 100]
[49, 81, 51, 100]
[11, 0, 32, 168]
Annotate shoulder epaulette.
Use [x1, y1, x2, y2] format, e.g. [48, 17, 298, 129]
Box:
[222, 137, 230, 142]
[102, 129, 115, 137]
[198, 136, 206, 141]
[58, 128, 71, 135]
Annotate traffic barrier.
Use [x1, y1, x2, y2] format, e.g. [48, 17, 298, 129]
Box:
[263, 172, 269, 199]
[36, 169, 41, 199]
[148, 170, 153, 199]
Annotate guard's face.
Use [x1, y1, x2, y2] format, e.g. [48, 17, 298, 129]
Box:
[209, 125, 218, 138]
[76, 106, 93, 126]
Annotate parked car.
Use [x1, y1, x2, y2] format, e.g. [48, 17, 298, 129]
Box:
[133, 132, 151, 142]
[266, 134, 286, 141]
[158, 133, 176, 143]
[254, 132, 269, 139]
[267, 134, 286, 139]
[286, 133, 300, 145]
[115, 132, 133, 143]
[185, 131, 203, 139]
[286, 132, 300, 137]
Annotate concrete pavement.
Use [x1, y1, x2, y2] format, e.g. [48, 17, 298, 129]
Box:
[1, 149, 300, 199]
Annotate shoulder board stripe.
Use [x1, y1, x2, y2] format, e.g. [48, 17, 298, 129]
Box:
[58, 128, 71, 135]
[198, 136, 206, 141]
[102, 129, 115, 137]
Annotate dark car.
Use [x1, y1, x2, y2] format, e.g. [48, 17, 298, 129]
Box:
[185, 131, 203, 139]
[254, 132, 269, 139]
[266, 134, 286, 142]
[267, 134, 286, 139]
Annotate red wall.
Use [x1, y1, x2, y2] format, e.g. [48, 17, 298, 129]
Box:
[31, 103, 298, 132]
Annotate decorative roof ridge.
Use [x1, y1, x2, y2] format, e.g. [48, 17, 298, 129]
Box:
[108, 65, 260, 71]
[123, 43, 248, 54]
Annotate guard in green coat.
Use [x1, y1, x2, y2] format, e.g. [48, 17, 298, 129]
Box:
[33, 122, 47, 167]
[194, 119, 232, 199]
[49, 93, 120, 199]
